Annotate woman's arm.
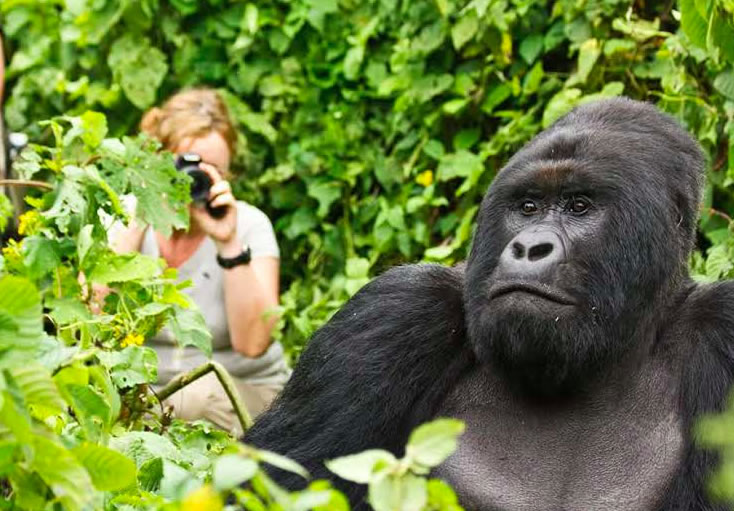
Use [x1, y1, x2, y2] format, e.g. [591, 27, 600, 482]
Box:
[111, 222, 146, 254]
[217, 244, 280, 357]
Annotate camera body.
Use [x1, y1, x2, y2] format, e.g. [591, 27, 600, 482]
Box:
[174, 153, 227, 218]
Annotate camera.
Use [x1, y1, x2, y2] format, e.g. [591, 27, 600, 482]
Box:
[174, 152, 227, 218]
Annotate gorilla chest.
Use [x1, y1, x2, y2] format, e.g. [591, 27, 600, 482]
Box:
[433, 366, 683, 511]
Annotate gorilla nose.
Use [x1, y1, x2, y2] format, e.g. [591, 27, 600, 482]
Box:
[499, 230, 564, 277]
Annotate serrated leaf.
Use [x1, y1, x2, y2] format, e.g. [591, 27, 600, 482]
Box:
[89, 252, 160, 284]
[72, 443, 137, 491]
[110, 431, 182, 467]
[326, 450, 397, 484]
[406, 418, 465, 468]
[97, 346, 158, 388]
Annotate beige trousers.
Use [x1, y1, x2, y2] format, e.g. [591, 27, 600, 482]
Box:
[164, 372, 281, 437]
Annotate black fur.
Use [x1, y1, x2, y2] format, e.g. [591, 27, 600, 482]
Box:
[246, 98, 734, 510]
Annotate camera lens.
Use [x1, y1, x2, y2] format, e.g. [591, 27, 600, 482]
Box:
[174, 153, 212, 203]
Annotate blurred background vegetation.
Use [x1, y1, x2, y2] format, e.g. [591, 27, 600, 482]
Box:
[3, 0, 734, 363]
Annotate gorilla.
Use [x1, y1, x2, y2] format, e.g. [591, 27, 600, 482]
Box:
[246, 98, 733, 510]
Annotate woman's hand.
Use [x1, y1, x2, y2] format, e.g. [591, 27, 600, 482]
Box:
[189, 162, 239, 255]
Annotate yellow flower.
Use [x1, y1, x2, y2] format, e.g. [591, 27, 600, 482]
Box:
[18, 210, 42, 236]
[121, 332, 144, 348]
[415, 170, 434, 187]
[1, 239, 23, 266]
[181, 485, 223, 511]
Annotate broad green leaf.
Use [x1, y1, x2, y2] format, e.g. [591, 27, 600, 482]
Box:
[0, 276, 43, 362]
[307, 181, 342, 218]
[138, 457, 165, 492]
[482, 83, 512, 114]
[714, 68, 734, 101]
[451, 11, 478, 50]
[257, 448, 310, 479]
[72, 443, 137, 491]
[519, 34, 544, 64]
[406, 418, 465, 467]
[213, 454, 258, 490]
[325, 450, 397, 484]
[680, 0, 708, 48]
[167, 305, 213, 357]
[80, 111, 108, 148]
[88, 252, 160, 284]
[344, 46, 365, 80]
[369, 473, 427, 511]
[427, 479, 461, 509]
[567, 38, 601, 86]
[97, 346, 159, 388]
[110, 431, 182, 467]
[77, 224, 94, 268]
[345, 258, 370, 279]
[32, 436, 96, 511]
[437, 151, 483, 182]
[67, 384, 112, 436]
[22, 236, 62, 279]
[542, 88, 582, 128]
[10, 363, 64, 415]
[108, 34, 168, 109]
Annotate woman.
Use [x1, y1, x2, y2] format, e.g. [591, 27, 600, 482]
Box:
[114, 88, 289, 435]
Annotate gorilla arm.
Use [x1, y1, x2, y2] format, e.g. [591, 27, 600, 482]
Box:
[244, 263, 471, 497]
[658, 280, 734, 511]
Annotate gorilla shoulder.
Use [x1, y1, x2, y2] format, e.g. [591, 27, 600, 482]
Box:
[245, 263, 472, 489]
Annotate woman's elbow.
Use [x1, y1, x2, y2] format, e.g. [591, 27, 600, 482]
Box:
[232, 336, 271, 358]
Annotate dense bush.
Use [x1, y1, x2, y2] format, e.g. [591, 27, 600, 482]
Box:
[4, 0, 734, 358]
[0, 111, 468, 510]
[6, 0, 734, 508]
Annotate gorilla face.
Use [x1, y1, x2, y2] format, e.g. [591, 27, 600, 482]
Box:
[464, 99, 704, 397]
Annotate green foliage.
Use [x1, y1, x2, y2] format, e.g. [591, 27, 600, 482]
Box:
[0, 108, 467, 509]
[10, 0, 734, 359]
[9, 0, 734, 507]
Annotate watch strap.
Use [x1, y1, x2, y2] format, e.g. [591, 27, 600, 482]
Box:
[216, 245, 251, 269]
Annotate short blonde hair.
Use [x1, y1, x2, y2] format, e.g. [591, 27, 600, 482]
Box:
[140, 88, 237, 156]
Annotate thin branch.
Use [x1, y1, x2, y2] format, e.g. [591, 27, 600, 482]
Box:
[156, 360, 253, 433]
[0, 179, 53, 190]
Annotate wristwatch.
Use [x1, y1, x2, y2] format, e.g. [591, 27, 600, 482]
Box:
[216, 244, 251, 269]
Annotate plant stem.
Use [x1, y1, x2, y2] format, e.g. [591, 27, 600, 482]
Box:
[156, 360, 253, 433]
[0, 179, 53, 190]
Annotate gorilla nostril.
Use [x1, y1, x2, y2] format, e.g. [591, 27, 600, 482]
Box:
[528, 243, 554, 261]
[512, 242, 525, 259]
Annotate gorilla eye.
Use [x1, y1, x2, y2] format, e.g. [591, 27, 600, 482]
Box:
[520, 200, 539, 215]
[567, 196, 591, 214]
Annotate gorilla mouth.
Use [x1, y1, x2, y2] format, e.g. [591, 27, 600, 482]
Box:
[489, 282, 576, 305]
